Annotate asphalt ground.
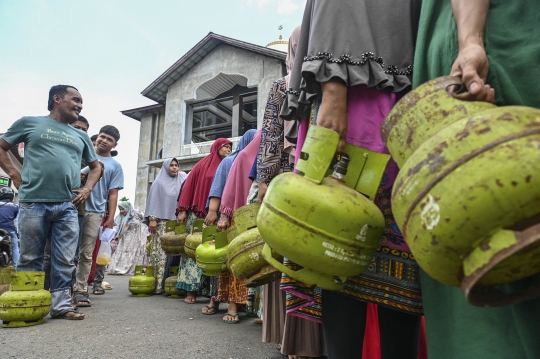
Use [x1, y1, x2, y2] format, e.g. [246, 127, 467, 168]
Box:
[0, 274, 285, 359]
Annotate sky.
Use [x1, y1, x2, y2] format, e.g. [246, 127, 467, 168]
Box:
[0, 0, 304, 204]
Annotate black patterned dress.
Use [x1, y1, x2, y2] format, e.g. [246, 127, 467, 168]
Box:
[256, 78, 294, 184]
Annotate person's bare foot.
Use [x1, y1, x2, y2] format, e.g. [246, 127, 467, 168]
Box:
[223, 302, 240, 323]
[202, 299, 219, 314]
[183, 292, 196, 304]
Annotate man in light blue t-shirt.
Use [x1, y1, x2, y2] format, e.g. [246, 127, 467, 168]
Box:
[73, 125, 123, 306]
[0, 85, 101, 320]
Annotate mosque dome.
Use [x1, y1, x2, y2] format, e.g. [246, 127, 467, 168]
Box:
[266, 25, 288, 52]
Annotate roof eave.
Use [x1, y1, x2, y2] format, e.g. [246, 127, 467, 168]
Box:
[141, 32, 287, 103]
[120, 103, 165, 121]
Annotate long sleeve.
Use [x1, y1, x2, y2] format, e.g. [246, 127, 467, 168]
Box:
[257, 78, 292, 184]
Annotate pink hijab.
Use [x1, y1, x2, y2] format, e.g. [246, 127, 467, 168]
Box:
[219, 130, 262, 218]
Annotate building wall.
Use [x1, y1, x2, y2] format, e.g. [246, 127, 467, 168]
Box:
[134, 44, 285, 212]
[163, 44, 285, 159]
[134, 109, 165, 211]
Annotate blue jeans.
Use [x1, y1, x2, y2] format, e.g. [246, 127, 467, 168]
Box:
[43, 214, 84, 291]
[17, 202, 79, 317]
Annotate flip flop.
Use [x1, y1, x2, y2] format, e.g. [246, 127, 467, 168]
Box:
[102, 281, 113, 290]
[202, 305, 218, 315]
[52, 310, 85, 320]
[223, 313, 240, 324]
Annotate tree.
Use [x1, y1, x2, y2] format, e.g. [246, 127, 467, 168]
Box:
[120, 196, 129, 202]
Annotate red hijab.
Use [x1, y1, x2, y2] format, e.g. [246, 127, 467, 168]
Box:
[177, 138, 232, 218]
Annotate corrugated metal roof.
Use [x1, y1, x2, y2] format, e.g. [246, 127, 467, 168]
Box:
[195, 73, 249, 101]
[141, 33, 287, 103]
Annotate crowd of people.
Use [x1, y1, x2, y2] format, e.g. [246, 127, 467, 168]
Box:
[0, 0, 539, 358]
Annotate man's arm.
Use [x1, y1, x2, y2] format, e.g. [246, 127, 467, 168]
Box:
[103, 188, 119, 230]
[0, 139, 22, 189]
[450, 0, 495, 103]
[72, 160, 100, 207]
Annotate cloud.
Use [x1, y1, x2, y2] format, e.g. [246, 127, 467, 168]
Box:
[247, 0, 301, 14]
[277, 0, 299, 14]
[246, 0, 272, 7]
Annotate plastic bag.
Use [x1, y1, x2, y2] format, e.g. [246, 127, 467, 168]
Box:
[96, 226, 116, 265]
[96, 241, 112, 265]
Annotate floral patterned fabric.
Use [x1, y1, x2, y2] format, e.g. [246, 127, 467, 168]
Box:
[149, 219, 168, 293]
[108, 210, 149, 276]
[176, 211, 202, 292]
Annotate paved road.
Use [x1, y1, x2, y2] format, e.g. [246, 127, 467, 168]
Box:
[1, 275, 284, 359]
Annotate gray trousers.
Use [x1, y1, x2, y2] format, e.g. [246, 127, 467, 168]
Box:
[74, 212, 103, 296]
[94, 265, 105, 286]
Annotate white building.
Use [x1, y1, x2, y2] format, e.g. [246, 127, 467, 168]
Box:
[122, 32, 287, 210]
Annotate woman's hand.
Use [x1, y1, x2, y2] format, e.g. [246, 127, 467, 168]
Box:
[148, 220, 157, 234]
[450, 44, 495, 103]
[204, 210, 218, 226]
[257, 182, 268, 203]
[217, 213, 230, 232]
[318, 79, 348, 153]
[177, 211, 187, 223]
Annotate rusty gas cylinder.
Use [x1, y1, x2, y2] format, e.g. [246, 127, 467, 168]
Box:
[383, 76, 540, 306]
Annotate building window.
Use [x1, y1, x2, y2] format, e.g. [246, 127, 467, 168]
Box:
[189, 87, 257, 143]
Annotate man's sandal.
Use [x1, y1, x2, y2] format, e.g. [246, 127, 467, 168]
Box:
[52, 309, 85, 320]
[73, 295, 91, 307]
[93, 285, 105, 295]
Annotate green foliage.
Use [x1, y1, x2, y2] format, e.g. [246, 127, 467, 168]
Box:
[120, 196, 129, 202]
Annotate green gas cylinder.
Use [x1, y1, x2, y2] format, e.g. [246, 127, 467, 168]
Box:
[161, 223, 188, 256]
[128, 265, 156, 297]
[196, 226, 229, 277]
[185, 220, 204, 260]
[0, 271, 51, 328]
[227, 203, 282, 287]
[164, 266, 187, 298]
[383, 76, 540, 306]
[258, 126, 390, 290]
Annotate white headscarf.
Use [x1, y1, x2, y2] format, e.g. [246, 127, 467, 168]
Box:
[144, 158, 187, 220]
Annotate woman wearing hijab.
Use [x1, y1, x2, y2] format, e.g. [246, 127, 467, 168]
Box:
[176, 138, 232, 304]
[253, 25, 326, 359]
[108, 201, 149, 275]
[201, 129, 257, 318]
[144, 158, 188, 294]
[281, 2, 424, 359]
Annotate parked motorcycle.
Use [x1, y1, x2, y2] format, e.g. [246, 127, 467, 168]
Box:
[0, 229, 12, 267]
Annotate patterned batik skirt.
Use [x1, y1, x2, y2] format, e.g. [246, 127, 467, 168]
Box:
[282, 87, 423, 321]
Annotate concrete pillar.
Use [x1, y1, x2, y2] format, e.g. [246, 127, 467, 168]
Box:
[231, 91, 243, 137]
[184, 105, 193, 147]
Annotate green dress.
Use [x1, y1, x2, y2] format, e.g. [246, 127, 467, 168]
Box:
[413, 1, 540, 358]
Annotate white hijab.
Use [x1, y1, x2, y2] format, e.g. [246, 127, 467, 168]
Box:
[144, 158, 187, 220]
